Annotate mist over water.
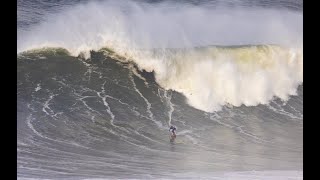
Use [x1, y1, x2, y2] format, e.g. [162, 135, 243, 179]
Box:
[18, 0, 302, 52]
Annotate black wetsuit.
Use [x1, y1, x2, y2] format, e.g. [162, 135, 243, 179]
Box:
[169, 126, 176, 142]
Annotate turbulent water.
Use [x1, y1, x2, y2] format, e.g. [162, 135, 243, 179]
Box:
[17, 0, 303, 179]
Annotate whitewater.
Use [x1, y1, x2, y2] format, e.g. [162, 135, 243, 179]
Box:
[17, 0, 303, 179]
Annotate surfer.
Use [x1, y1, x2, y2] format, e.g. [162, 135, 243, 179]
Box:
[169, 125, 177, 142]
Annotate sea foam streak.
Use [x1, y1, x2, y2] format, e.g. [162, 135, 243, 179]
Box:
[17, 0, 303, 112]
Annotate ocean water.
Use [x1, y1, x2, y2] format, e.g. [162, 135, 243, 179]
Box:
[17, 0, 303, 179]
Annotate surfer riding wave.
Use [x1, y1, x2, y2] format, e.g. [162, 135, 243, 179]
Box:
[169, 126, 177, 143]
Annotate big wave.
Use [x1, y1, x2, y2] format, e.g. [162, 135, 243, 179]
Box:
[17, 0, 303, 112]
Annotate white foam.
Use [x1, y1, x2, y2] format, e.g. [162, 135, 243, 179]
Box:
[18, 1, 303, 112]
[148, 46, 303, 112]
[96, 81, 118, 128]
[35, 83, 41, 92]
[129, 73, 164, 128]
[42, 94, 57, 117]
[26, 114, 45, 139]
[158, 89, 175, 126]
[17, 1, 302, 54]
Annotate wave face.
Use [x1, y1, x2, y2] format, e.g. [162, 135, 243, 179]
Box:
[17, 0, 303, 179]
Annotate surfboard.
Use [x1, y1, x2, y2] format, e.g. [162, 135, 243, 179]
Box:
[169, 136, 184, 144]
[174, 140, 185, 144]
